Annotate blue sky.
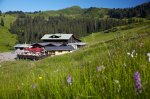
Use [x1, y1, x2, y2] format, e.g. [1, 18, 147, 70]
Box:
[0, 0, 150, 12]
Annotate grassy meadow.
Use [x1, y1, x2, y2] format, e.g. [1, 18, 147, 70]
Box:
[0, 21, 150, 98]
[0, 26, 17, 52]
[0, 14, 17, 52]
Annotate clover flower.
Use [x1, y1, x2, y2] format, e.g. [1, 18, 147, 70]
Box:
[67, 74, 72, 86]
[134, 71, 142, 94]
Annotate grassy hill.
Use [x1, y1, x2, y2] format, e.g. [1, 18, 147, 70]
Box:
[0, 21, 150, 98]
[26, 6, 108, 19]
[82, 20, 150, 44]
[0, 26, 17, 52]
[0, 14, 17, 52]
[0, 2, 149, 52]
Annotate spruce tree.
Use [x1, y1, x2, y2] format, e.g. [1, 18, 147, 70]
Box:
[1, 18, 4, 26]
[0, 10, 2, 16]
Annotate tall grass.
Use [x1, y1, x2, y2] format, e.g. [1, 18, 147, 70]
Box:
[0, 26, 17, 52]
[0, 22, 150, 98]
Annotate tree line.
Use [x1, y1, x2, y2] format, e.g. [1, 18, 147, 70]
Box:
[9, 2, 149, 43]
[0, 10, 1, 16]
[10, 14, 142, 43]
[108, 2, 150, 18]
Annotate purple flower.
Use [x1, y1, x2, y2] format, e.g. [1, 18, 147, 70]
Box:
[96, 65, 105, 72]
[134, 71, 142, 94]
[67, 74, 72, 86]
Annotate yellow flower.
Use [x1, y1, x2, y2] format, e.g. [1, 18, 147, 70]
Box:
[38, 76, 42, 80]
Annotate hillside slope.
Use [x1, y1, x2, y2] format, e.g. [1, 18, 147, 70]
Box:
[0, 21, 150, 98]
[0, 26, 17, 52]
[0, 2, 149, 52]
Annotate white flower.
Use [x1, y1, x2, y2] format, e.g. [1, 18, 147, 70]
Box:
[127, 52, 131, 55]
[118, 84, 121, 93]
[147, 53, 150, 62]
[132, 50, 135, 54]
[135, 53, 138, 57]
[114, 80, 121, 93]
[131, 54, 134, 58]
[114, 80, 119, 84]
[147, 53, 150, 57]
[127, 50, 137, 58]
[123, 63, 126, 67]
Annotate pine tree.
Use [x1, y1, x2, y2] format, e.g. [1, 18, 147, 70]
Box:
[0, 10, 2, 16]
[1, 18, 4, 26]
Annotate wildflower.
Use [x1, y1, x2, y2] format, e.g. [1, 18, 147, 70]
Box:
[131, 50, 136, 58]
[148, 57, 150, 62]
[32, 84, 37, 89]
[114, 80, 119, 84]
[127, 50, 137, 58]
[131, 54, 134, 58]
[147, 53, 150, 57]
[123, 63, 126, 67]
[147, 53, 150, 62]
[139, 42, 144, 47]
[67, 74, 72, 86]
[38, 76, 42, 80]
[134, 71, 142, 94]
[114, 80, 121, 93]
[127, 52, 131, 56]
[132, 50, 135, 54]
[96, 65, 105, 72]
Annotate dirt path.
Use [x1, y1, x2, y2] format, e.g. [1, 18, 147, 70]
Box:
[0, 51, 17, 63]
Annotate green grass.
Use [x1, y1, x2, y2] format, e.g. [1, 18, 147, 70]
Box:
[82, 21, 150, 45]
[0, 14, 17, 52]
[0, 26, 17, 52]
[0, 21, 150, 98]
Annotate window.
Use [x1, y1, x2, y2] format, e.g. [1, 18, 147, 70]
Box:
[58, 51, 62, 53]
[49, 35, 61, 38]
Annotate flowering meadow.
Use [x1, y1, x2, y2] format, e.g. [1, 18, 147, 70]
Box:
[0, 21, 150, 98]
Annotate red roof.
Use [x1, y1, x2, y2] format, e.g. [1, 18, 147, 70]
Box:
[25, 47, 43, 52]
